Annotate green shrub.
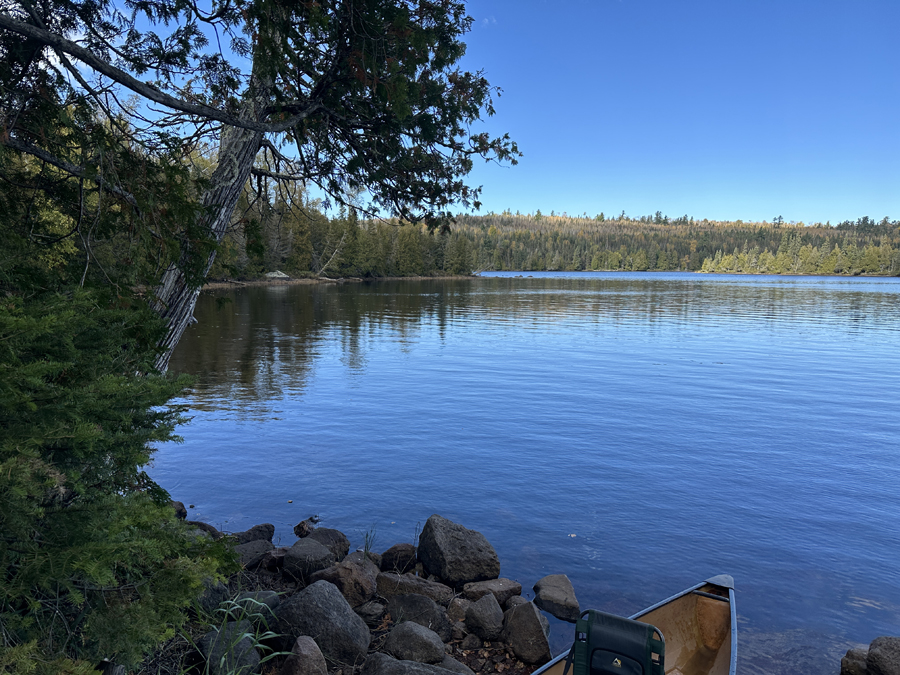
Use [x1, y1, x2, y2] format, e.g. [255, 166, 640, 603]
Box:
[0, 286, 235, 672]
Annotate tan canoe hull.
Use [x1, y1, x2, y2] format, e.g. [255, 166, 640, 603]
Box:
[532, 575, 737, 675]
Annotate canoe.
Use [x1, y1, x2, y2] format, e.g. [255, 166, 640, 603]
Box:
[532, 575, 737, 675]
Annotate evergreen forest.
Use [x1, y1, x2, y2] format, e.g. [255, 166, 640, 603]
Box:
[213, 198, 900, 279]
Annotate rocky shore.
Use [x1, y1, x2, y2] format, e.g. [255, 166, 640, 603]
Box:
[142, 511, 582, 675]
[136, 507, 899, 675]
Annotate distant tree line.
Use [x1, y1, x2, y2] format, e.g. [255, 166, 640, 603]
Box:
[212, 200, 900, 278]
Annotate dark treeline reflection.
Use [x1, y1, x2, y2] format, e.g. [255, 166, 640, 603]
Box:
[170, 275, 899, 406]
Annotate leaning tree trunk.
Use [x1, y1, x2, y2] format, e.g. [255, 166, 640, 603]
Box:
[152, 112, 264, 372]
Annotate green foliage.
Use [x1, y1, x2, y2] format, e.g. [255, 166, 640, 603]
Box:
[0, 155, 233, 670]
[0, 283, 234, 670]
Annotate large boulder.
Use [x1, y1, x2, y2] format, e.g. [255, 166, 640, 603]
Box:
[462, 579, 522, 608]
[281, 636, 328, 675]
[464, 593, 503, 641]
[234, 539, 275, 569]
[197, 620, 260, 675]
[232, 523, 275, 545]
[381, 543, 418, 574]
[274, 581, 370, 665]
[310, 558, 379, 607]
[361, 653, 462, 675]
[386, 594, 452, 642]
[376, 572, 454, 605]
[283, 538, 335, 582]
[307, 528, 351, 560]
[384, 622, 445, 664]
[500, 602, 551, 665]
[417, 515, 499, 587]
[533, 574, 580, 622]
[868, 637, 900, 675]
[842, 648, 869, 675]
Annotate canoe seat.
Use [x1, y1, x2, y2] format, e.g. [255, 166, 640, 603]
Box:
[563, 609, 665, 675]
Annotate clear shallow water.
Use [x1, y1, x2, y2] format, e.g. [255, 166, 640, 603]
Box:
[154, 272, 900, 674]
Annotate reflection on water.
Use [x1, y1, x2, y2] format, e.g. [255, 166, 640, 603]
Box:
[160, 272, 900, 675]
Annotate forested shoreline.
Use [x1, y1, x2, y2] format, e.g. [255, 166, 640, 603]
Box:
[213, 200, 900, 279]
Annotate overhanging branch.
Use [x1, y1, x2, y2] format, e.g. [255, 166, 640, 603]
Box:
[0, 12, 322, 134]
[1, 135, 140, 209]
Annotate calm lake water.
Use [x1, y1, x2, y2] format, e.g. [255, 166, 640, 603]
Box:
[153, 271, 900, 674]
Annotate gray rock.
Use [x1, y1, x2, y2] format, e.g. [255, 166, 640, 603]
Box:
[381, 543, 418, 573]
[294, 517, 319, 538]
[446, 598, 472, 623]
[197, 620, 260, 675]
[310, 558, 379, 607]
[361, 652, 461, 675]
[345, 550, 383, 568]
[463, 578, 523, 608]
[504, 595, 528, 611]
[450, 623, 467, 641]
[232, 523, 275, 545]
[355, 600, 386, 627]
[417, 515, 499, 588]
[283, 538, 335, 582]
[386, 594, 453, 642]
[266, 270, 290, 279]
[843, 648, 869, 675]
[538, 610, 550, 637]
[307, 528, 350, 560]
[274, 581, 370, 665]
[281, 636, 327, 675]
[500, 602, 551, 665]
[234, 540, 275, 568]
[385, 622, 445, 664]
[868, 637, 900, 675]
[465, 593, 503, 641]
[197, 579, 229, 615]
[171, 501, 187, 520]
[259, 547, 288, 573]
[533, 574, 580, 622]
[439, 656, 474, 675]
[376, 572, 454, 605]
[460, 633, 482, 651]
[187, 520, 223, 539]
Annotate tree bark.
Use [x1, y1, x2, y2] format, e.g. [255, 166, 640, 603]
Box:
[152, 91, 270, 371]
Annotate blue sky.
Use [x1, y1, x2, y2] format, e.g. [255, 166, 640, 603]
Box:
[457, 0, 899, 224]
